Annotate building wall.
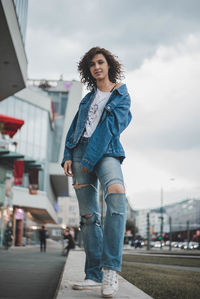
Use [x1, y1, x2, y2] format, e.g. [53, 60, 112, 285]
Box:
[135, 199, 200, 238]
[0, 88, 58, 226]
[58, 81, 83, 163]
[126, 199, 136, 223]
[165, 199, 200, 232]
[149, 211, 169, 234]
[13, 0, 28, 42]
[135, 209, 150, 238]
[0, 93, 50, 193]
[57, 195, 79, 228]
[0, 0, 28, 85]
[0, 95, 49, 162]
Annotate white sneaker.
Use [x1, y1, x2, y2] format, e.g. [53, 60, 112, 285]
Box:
[72, 279, 102, 290]
[101, 269, 119, 298]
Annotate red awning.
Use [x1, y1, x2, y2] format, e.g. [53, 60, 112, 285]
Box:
[0, 114, 24, 138]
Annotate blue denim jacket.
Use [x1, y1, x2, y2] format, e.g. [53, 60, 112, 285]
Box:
[61, 84, 132, 171]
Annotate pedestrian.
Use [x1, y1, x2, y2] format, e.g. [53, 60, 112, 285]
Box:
[62, 227, 76, 257]
[61, 46, 132, 298]
[3, 222, 13, 250]
[38, 225, 47, 252]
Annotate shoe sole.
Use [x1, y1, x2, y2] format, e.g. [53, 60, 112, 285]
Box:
[101, 288, 118, 298]
[72, 285, 101, 290]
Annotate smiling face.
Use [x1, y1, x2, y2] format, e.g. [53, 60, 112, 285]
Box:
[89, 53, 110, 82]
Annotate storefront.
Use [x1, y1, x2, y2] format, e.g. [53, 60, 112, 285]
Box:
[0, 114, 24, 247]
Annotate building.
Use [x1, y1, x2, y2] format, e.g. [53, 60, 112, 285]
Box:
[135, 198, 200, 240]
[126, 198, 136, 223]
[165, 198, 200, 241]
[0, 0, 82, 247]
[27, 78, 82, 228]
[0, 79, 83, 246]
[135, 208, 169, 239]
[57, 185, 79, 228]
[135, 209, 150, 239]
[0, 0, 28, 101]
[149, 209, 169, 237]
[0, 88, 57, 246]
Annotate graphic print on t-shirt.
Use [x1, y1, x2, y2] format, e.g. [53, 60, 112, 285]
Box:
[87, 103, 98, 126]
[84, 89, 111, 137]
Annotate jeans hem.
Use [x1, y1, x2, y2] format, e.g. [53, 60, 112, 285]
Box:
[101, 265, 121, 272]
[85, 276, 102, 283]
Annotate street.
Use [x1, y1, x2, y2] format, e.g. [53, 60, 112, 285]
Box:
[0, 240, 66, 299]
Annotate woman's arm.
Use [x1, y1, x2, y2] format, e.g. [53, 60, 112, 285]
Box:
[61, 111, 79, 167]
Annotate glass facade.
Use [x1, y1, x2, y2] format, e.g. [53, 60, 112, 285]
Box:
[13, 0, 28, 43]
[47, 91, 68, 117]
[47, 91, 69, 162]
[0, 96, 48, 162]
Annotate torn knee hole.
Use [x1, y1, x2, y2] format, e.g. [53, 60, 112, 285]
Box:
[83, 214, 93, 219]
[107, 183, 125, 194]
[73, 180, 89, 189]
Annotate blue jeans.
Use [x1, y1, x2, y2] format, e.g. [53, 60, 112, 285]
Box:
[72, 137, 126, 282]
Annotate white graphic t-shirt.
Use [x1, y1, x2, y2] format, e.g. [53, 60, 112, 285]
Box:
[84, 88, 111, 137]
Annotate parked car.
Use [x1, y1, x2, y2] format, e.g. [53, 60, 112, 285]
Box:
[193, 243, 200, 250]
[171, 241, 179, 248]
[154, 241, 165, 248]
[189, 242, 199, 249]
[181, 242, 188, 249]
[178, 242, 184, 248]
[165, 241, 170, 246]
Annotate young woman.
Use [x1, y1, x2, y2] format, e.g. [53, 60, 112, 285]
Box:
[61, 47, 132, 298]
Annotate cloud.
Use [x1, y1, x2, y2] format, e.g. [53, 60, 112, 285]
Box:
[125, 34, 200, 151]
[26, 27, 84, 79]
[26, 0, 200, 78]
[121, 33, 200, 208]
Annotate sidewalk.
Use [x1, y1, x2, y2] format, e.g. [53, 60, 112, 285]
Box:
[56, 249, 153, 299]
[0, 239, 66, 299]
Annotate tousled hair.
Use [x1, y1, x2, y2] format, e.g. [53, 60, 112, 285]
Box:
[78, 47, 123, 90]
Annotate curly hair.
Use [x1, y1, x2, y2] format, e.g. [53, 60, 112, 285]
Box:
[78, 47, 123, 90]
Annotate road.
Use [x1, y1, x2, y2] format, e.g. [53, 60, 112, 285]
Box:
[0, 240, 66, 299]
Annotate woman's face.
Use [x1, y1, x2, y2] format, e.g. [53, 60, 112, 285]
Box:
[89, 53, 110, 81]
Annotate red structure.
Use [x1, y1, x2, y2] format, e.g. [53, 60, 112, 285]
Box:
[0, 114, 24, 138]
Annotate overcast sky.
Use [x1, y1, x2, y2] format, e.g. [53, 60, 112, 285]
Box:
[26, 0, 200, 210]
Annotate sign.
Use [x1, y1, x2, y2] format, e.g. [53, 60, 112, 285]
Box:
[14, 160, 24, 185]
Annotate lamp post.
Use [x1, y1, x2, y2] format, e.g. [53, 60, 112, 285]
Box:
[169, 216, 172, 251]
[160, 178, 175, 250]
[160, 187, 164, 249]
[147, 212, 150, 251]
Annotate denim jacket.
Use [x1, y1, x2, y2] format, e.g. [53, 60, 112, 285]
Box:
[61, 84, 132, 171]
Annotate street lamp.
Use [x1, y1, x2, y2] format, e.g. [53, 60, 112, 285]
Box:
[159, 178, 175, 250]
[159, 187, 164, 249]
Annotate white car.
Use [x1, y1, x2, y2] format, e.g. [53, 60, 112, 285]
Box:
[189, 242, 199, 249]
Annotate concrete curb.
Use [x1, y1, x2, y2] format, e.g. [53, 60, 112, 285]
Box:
[56, 249, 153, 299]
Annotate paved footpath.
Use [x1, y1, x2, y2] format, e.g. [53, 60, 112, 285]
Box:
[57, 250, 153, 299]
[0, 240, 66, 299]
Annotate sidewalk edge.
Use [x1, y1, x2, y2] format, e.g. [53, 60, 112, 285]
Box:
[54, 255, 67, 299]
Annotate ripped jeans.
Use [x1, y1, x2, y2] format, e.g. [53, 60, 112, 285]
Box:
[72, 137, 126, 282]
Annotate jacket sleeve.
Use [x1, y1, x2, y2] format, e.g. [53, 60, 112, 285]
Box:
[80, 94, 132, 171]
[61, 111, 79, 168]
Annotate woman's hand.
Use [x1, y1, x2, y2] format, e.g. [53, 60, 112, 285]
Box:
[64, 160, 73, 177]
[81, 166, 91, 174]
